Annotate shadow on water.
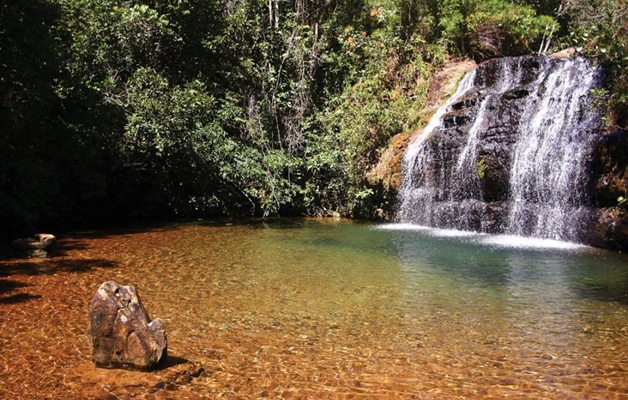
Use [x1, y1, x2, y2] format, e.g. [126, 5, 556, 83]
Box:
[0, 258, 118, 277]
[573, 281, 628, 305]
[0, 237, 120, 302]
[155, 355, 191, 371]
[0, 278, 28, 292]
[0, 292, 42, 304]
[0, 222, 200, 303]
[0, 279, 42, 304]
[0, 221, 186, 274]
[0, 221, 194, 259]
[567, 259, 628, 305]
[0, 257, 118, 303]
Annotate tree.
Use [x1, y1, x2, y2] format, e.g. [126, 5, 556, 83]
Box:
[561, 0, 628, 127]
[438, 0, 556, 59]
[0, 0, 73, 232]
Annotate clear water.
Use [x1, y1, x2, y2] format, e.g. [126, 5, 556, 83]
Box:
[2, 220, 628, 398]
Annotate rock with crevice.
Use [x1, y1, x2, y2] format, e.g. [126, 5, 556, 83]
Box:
[88, 281, 167, 370]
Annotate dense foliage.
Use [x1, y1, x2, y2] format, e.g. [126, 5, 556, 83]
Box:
[560, 0, 628, 127]
[1, 0, 626, 234]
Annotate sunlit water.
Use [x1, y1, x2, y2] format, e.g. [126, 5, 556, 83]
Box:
[2, 219, 628, 398]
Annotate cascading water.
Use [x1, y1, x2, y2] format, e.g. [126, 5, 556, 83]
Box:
[398, 56, 604, 243]
[506, 59, 601, 240]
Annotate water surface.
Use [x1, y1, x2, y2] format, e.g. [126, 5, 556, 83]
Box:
[1, 219, 627, 398]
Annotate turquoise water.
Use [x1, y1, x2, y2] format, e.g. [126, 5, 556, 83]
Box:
[226, 220, 628, 397]
[3, 219, 628, 398]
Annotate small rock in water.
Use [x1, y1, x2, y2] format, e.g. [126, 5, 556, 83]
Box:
[10, 233, 56, 257]
[88, 281, 167, 370]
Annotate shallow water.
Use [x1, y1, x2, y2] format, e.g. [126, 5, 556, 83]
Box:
[1, 219, 628, 399]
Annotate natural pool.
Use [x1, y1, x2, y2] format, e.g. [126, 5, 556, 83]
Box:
[1, 219, 628, 398]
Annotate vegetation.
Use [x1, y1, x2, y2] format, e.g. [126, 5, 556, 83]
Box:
[1, 0, 626, 234]
[559, 0, 628, 128]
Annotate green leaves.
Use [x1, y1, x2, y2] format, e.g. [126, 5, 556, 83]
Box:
[7, 0, 622, 232]
[562, 0, 628, 126]
[59, 0, 176, 95]
[438, 0, 556, 59]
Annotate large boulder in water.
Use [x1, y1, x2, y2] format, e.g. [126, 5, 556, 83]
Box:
[88, 281, 167, 370]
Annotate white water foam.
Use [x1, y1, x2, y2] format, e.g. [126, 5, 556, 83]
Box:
[478, 235, 586, 250]
[378, 224, 587, 251]
[380, 223, 481, 238]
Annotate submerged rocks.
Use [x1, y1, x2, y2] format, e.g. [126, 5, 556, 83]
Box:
[88, 281, 167, 370]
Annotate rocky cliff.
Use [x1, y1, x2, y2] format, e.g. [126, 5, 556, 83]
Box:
[397, 55, 628, 250]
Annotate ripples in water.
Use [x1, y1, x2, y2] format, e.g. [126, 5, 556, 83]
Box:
[1, 219, 627, 398]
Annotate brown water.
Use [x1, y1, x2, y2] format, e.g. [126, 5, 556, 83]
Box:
[1, 219, 628, 399]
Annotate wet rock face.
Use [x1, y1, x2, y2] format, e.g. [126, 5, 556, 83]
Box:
[88, 281, 167, 370]
[400, 55, 621, 246]
[588, 208, 628, 250]
[591, 130, 628, 207]
[408, 58, 548, 232]
[588, 129, 628, 249]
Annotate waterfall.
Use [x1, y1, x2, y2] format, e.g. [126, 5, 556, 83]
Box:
[398, 56, 603, 243]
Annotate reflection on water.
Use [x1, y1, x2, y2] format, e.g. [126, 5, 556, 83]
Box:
[1, 219, 628, 398]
